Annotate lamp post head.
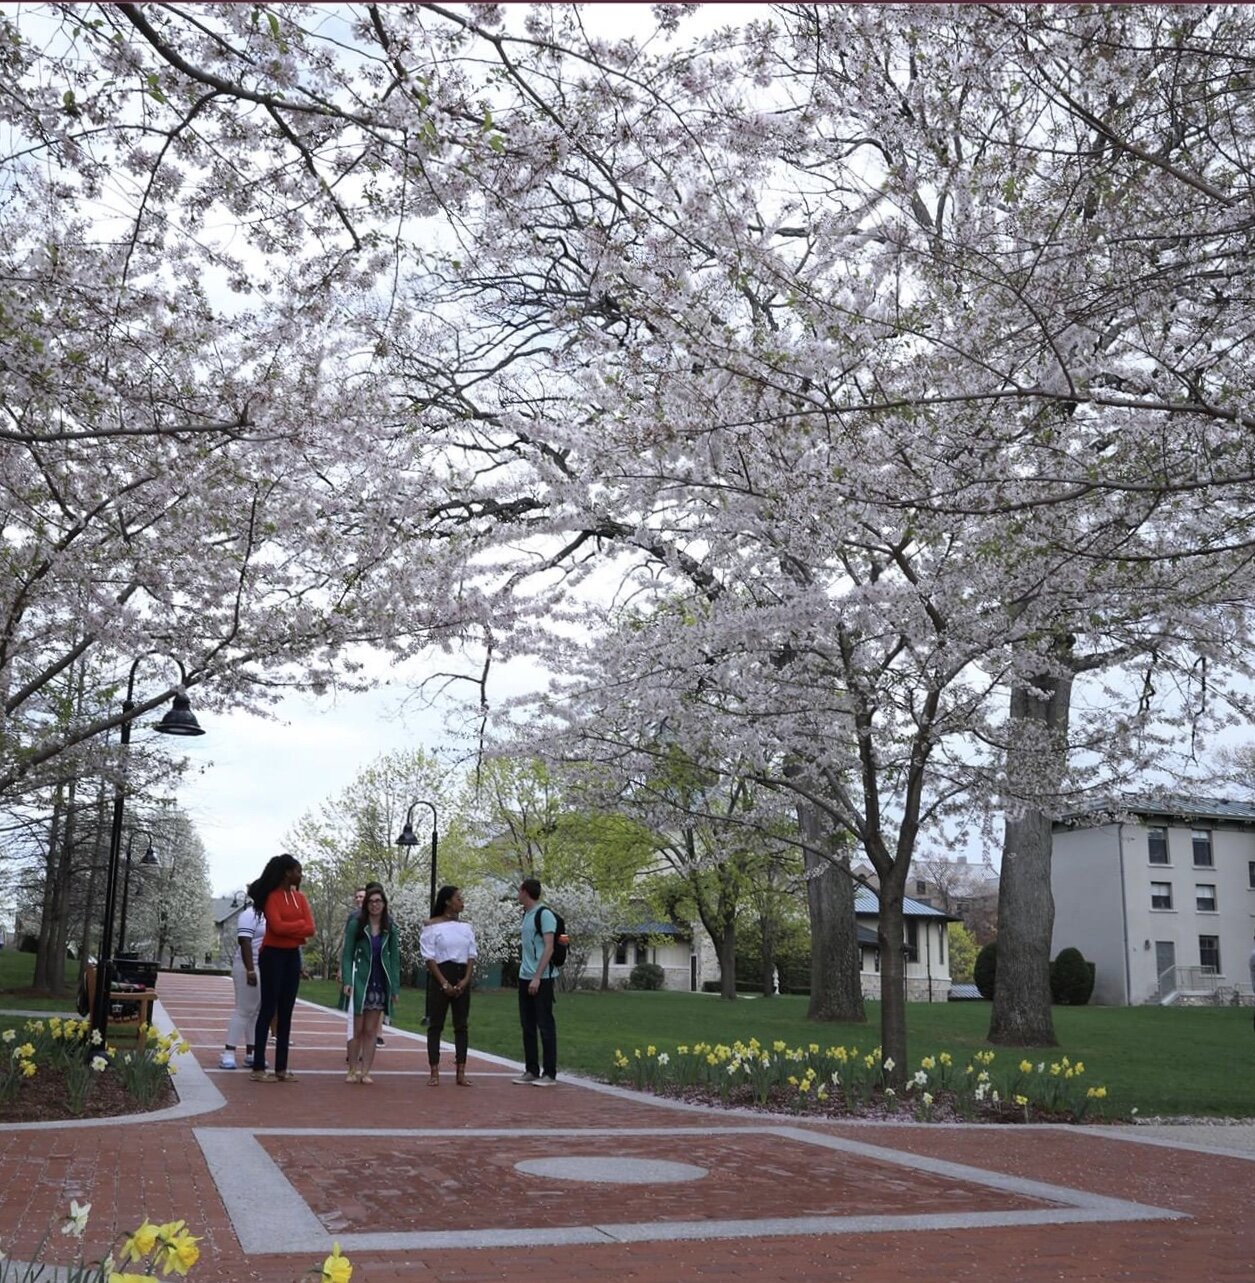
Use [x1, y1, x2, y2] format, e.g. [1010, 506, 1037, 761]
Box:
[155, 692, 205, 737]
[141, 843, 159, 866]
[395, 822, 419, 848]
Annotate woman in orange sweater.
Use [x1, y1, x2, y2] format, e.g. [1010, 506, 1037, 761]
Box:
[247, 853, 315, 1082]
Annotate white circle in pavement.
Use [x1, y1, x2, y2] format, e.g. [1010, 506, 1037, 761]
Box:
[514, 1157, 707, 1183]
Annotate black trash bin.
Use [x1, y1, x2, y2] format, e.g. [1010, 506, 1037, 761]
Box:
[112, 956, 159, 990]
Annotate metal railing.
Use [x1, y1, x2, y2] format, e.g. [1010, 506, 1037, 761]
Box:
[1157, 963, 1221, 1002]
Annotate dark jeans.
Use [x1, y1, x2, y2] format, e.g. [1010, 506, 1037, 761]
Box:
[518, 977, 556, 1079]
[427, 961, 471, 1065]
[252, 945, 301, 1073]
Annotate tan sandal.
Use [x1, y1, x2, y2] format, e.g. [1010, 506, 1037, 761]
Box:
[428, 1072, 440, 1087]
[346, 1071, 359, 1083]
[360, 1074, 374, 1085]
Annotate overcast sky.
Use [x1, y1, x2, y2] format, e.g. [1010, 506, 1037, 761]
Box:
[172, 648, 547, 897]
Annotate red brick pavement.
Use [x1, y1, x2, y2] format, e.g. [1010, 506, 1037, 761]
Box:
[0, 972, 1251, 1282]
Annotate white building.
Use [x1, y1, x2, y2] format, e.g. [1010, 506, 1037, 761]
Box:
[854, 888, 956, 1002]
[602, 919, 705, 991]
[1051, 797, 1255, 1005]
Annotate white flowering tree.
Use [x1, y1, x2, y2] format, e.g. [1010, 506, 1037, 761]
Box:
[365, 5, 1255, 1072]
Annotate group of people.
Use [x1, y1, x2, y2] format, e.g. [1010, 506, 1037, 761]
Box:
[220, 859, 562, 1087]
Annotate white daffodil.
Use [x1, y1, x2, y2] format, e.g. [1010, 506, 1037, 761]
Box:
[61, 1199, 91, 1237]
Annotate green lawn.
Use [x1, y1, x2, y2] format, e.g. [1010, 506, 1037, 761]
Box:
[0, 949, 80, 1011]
[300, 979, 1255, 1119]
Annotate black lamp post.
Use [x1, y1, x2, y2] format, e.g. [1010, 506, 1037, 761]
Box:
[116, 829, 157, 958]
[396, 799, 438, 1022]
[90, 660, 204, 1047]
[395, 799, 439, 915]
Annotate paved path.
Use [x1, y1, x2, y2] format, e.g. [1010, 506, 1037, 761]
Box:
[1, 973, 1253, 1281]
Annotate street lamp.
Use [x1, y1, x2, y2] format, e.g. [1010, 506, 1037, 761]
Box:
[396, 799, 438, 1023]
[395, 799, 439, 915]
[116, 829, 157, 958]
[90, 658, 205, 1047]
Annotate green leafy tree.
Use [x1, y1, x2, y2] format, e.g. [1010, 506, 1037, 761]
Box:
[947, 923, 979, 986]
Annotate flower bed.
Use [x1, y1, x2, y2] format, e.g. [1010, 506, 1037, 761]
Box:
[0, 1017, 182, 1124]
[609, 1039, 1112, 1124]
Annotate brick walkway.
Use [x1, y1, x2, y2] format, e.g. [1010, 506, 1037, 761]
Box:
[1, 972, 1252, 1281]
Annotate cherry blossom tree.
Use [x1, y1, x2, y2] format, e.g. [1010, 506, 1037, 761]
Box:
[383, 3, 1255, 1070]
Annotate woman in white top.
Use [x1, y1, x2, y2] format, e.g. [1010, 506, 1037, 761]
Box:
[221, 901, 265, 1069]
[420, 886, 478, 1086]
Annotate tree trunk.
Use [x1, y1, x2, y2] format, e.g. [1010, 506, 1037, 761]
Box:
[601, 941, 611, 991]
[33, 785, 65, 993]
[760, 903, 776, 997]
[988, 664, 1072, 1046]
[77, 785, 108, 965]
[876, 880, 908, 1086]
[716, 917, 737, 1000]
[798, 802, 865, 1022]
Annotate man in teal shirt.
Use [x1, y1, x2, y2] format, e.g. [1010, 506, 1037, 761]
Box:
[514, 877, 558, 1086]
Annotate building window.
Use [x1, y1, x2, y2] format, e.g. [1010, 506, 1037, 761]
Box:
[938, 927, 946, 965]
[614, 940, 628, 966]
[1199, 935, 1221, 974]
[1249, 860, 1255, 890]
[1147, 826, 1169, 864]
[915, 880, 927, 896]
[904, 919, 919, 963]
[1192, 829, 1213, 867]
[635, 942, 649, 967]
[1150, 882, 1173, 910]
[1195, 884, 1217, 912]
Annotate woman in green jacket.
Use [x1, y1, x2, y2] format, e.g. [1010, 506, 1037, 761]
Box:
[341, 881, 400, 1083]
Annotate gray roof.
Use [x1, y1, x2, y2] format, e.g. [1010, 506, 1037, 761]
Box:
[619, 920, 687, 937]
[853, 888, 956, 920]
[211, 895, 245, 926]
[1059, 795, 1255, 828]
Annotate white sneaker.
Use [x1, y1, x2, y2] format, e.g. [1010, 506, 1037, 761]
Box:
[512, 1072, 539, 1084]
[219, 1053, 237, 1070]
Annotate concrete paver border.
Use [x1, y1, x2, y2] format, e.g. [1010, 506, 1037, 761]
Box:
[194, 1122, 1185, 1255]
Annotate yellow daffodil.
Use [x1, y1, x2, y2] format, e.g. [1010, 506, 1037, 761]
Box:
[153, 1220, 200, 1277]
[322, 1241, 353, 1283]
[121, 1220, 159, 1262]
[109, 1273, 159, 1283]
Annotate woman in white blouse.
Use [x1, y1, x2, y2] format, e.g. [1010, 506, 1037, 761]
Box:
[420, 886, 478, 1086]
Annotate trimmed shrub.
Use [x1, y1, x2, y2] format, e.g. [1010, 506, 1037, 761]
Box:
[1051, 946, 1094, 1005]
[973, 941, 997, 999]
[628, 962, 665, 990]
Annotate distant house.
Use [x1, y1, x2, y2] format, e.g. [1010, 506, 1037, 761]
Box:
[211, 893, 246, 967]
[604, 919, 700, 990]
[1052, 796, 1255, 1006]
[853, 887, 956, 1002]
